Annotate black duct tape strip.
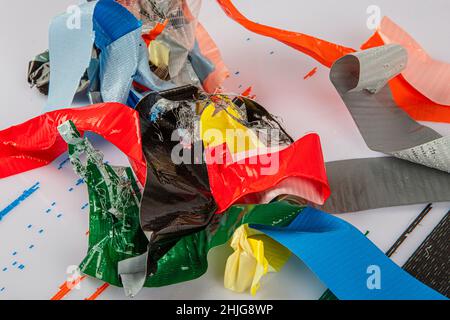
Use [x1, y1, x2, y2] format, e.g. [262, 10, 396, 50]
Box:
[403, 211, 450, 298]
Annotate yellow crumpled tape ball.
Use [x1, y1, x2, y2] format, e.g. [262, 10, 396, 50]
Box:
[200, 101, 265, 154]
[224, 225, 291, 295]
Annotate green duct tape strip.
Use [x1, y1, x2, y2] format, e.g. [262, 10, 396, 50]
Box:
[146, 201, 302, 286]
[57, 120, 301, 294]
[58, 120, 148, 287]
[118, 200, 303, 296]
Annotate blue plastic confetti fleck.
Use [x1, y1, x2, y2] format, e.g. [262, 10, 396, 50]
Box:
[57, 158, 70, 170]
[0, 182, 40, 221]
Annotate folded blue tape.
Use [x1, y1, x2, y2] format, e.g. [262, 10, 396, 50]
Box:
[254, 207, 446, 300]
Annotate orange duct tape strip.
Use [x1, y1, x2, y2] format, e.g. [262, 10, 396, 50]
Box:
[217, 0, 450, 123]
[196, 23, 230, 93]
[361, 17, 450, 123]
[142, 20, 168, 47]
[216, 0, 355, 68]
[50, 276, 86, 301]
[85, 283, 110, 301]
[364, 17, 450, 106]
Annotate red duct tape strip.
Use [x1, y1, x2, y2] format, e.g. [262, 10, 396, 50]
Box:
[0, 103, 147, 185]
[206, 133, 330, 213]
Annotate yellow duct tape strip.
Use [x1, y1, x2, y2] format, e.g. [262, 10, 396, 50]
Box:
[200, 101, 264, 154]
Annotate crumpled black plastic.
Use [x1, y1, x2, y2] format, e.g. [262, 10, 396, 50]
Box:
[136, 85, 217, 275]
[233, 96, 294, 146]
[135, 85, 295, 275]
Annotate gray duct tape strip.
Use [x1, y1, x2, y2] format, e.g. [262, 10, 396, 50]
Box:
[321, 157, 450, 214]
[320, 44, 450, 213]
[329, 44, 450, 173]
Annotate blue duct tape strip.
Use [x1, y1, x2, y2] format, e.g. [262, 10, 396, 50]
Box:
[97, 28, 174, 104]
[94, 0, 174, 104]
[93, 0, 141, 51]
[127, 89, 142, 109]
[253, 207, 446, 300]
[46, 1, 97, 111]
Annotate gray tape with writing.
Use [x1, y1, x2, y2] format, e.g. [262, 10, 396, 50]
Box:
[322, 45, 450, 213]
[329, 44, 449, 173]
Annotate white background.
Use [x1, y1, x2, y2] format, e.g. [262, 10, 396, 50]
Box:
[0, 0, 448, 299]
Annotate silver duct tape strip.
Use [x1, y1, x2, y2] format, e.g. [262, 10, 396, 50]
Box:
[119, 253, 148, 298]
[329, 44, 450, 172]
[321, 157, 450, 214]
